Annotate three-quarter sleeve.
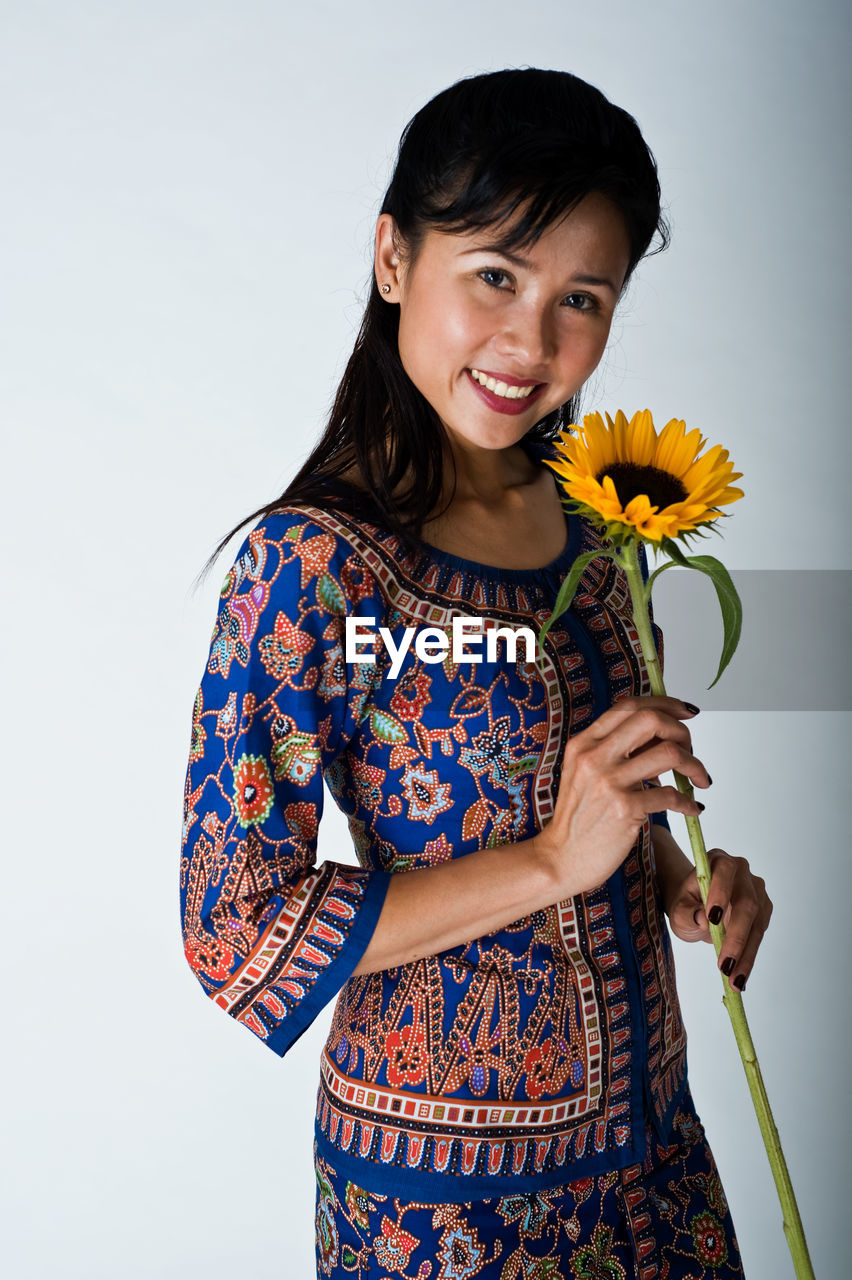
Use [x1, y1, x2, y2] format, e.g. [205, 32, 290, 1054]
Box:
[638, 539, 670, 833]
[179, 511, 391, 1057]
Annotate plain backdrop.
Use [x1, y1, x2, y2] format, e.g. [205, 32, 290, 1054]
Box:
[2, 1, 850, 1276]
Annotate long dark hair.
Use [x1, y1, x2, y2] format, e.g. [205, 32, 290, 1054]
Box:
[196, 67, 669, 584]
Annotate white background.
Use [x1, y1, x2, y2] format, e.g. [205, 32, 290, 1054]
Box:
[2, 1, 849, 1275]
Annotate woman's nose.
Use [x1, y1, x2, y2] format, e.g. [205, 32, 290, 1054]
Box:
[496, 305, 557, 369]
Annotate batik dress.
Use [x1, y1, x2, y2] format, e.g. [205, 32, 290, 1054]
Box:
[180, 439, 743, 1278]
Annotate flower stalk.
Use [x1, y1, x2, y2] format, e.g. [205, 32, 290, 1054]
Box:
[617, 539, 814, 1279]
[537, 408, 814, 1277]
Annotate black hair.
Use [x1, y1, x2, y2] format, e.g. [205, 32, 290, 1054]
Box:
[196, 67, 668, 583]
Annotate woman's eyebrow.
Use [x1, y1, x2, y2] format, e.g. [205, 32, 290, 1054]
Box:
[456, 244, 534, 269]
[569, 273, 619, 295]
[457, 245, 618, 294]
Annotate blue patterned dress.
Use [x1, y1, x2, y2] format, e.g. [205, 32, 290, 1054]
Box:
[180, 439, 743, 1277]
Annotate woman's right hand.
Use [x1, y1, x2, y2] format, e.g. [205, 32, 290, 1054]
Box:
[353, 696, 711, 975]
[534, 695, 711, 898]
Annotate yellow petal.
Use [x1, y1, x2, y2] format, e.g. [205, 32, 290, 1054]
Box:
[545, 408, 742, 540]
[627, 409, 656, 468]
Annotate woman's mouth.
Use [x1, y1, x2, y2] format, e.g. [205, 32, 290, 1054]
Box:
[466, 368, 547, 415]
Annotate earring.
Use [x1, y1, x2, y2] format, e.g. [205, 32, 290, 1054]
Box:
[380, 283, 391, 295]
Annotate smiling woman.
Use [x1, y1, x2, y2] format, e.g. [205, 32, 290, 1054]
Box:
[379, 192, 631, 483]
[182, 68, 756, 1278]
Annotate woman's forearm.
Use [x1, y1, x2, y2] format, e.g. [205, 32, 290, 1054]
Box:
[353, 797, 691, 976]
[351, 836, 564, 976]
[650, 821, 693, 916]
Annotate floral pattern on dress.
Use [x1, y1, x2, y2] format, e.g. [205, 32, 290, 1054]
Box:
[313, 1090, 743, 1279]
[181, 441, 687, 1194]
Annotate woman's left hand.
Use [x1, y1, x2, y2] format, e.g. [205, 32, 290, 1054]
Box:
[665, 848, 773, 992]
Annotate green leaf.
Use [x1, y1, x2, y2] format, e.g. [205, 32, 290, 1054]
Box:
[655, 540, 743, 689]
[504, 752, 537, 773]
[369, 708, 408, 745]
[317, 572, 345, 614]
[506, 755, 539, 780]
[536, 550, 616, 667]
[271, 733, 321, 784]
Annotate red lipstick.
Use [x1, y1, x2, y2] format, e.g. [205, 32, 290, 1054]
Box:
[465, 369, 547, 416]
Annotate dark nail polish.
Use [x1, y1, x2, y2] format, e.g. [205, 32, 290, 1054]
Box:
[733, 974, 746, 992]
[682, 702, 701, 715]
[721, 956, 735, 976]
[708, 905, 724, 925]
[696, 801, 705, 812]
[706, 774, 713, 786]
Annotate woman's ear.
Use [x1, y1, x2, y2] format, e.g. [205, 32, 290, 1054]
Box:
[374, 213, 403, 299]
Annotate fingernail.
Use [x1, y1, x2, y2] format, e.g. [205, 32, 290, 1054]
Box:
[706, 773, 713, 786]
[708, 905, 723, 925]
[733, 974, 746, 992]
[721, 956, 735, 976]
[696, 801, 705, 812]
[682, 702, 701, 715]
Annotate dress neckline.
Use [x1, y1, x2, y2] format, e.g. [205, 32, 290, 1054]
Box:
[413, 436, 578, 581]
[415, 511, 576, 581]
[314, 435, 579, 583]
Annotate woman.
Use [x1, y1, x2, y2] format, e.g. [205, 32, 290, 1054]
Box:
[181, 68, 771, 1277]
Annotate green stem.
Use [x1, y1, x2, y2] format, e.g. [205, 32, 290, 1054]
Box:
[618, 539, 814, 1280]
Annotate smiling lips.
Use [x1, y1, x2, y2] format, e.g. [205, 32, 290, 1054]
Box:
[466, 367, 547, 415]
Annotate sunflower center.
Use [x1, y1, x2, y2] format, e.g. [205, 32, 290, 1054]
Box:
[597, 463, 687, 509]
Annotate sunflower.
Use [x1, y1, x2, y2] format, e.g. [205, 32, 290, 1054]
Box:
[545, 409, 744, 545]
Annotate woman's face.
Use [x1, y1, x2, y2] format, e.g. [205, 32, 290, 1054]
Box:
[376, 192, 632, 464]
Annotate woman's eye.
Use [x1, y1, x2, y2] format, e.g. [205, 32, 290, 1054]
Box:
[563, 292, 598, 311]
[475, 273, 600, 310]
[478, 268, 512, 290]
